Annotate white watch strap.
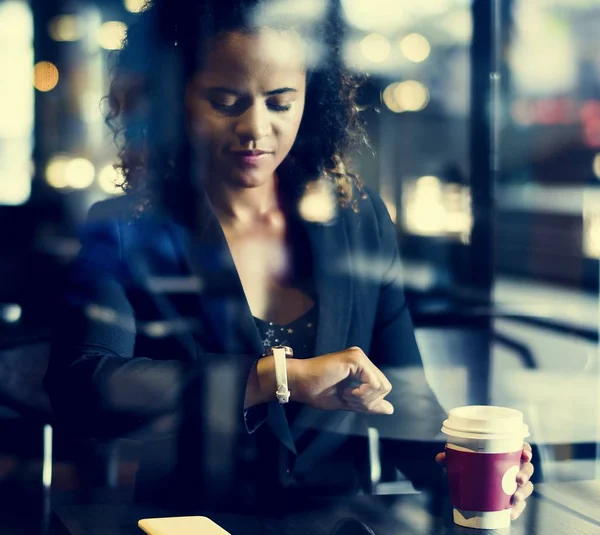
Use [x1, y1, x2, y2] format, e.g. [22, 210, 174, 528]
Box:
[273, 346, 290, 404]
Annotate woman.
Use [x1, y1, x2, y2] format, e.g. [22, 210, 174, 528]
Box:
[45, 0, 534, 517]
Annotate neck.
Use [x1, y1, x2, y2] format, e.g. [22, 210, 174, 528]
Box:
[206, 175, 281, 227]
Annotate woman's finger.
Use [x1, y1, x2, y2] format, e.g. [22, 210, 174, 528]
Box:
[518, 462, 534, 485]
[522, 443, 533, 462]
[513, 481, 534, 504]
[510, 500, 527, 520]
[367, 398, 394, 415]
[342, 393, 394, 415]
[435, 452, 446, 465]
[343, 366, 392, 407]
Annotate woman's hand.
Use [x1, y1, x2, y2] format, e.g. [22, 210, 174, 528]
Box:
[435, 442, 535, 520]
[287, 347, 394, 415]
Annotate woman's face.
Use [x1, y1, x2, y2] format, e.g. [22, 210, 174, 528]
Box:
[186, 29, 307, 190]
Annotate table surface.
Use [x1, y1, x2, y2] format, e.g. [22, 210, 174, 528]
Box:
[50, 481, 600, 535]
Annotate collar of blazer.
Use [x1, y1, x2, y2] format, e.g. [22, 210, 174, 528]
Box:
[164, 191, 355, 455]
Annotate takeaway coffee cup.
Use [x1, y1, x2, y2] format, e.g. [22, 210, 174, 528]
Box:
[441, 405, 530, 530]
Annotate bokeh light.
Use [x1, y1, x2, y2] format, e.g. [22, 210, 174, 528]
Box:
[594, 154, 600, 179]
[65, 158, 95, 189]
[298, 180, 337, 223]
[98, 164, 125, 195]
[394, 81, 429, 112]
[98, 21, 127, 50]
[124, 0, 149, 13]
[359, 34, 391, 64]
[45, 155, 70, 189]
[0, 0, 32, 40]
[510, 4, 576, 96]
[1, 304, 22, 324]
[383, 81, 429, 113]
[253, 0, 327, 26]
[48, 15, 81, 41]
[341, 0, 409, 33]
[413, 0, 450, 15]
[0, 168, 31, 205]
[403, 176, 472, 240]
[382, 83, 402, 113]
[399, 33, 431, 63]
[440, 11, 472, 44]
[33, 61, 59, 92]
[584, 215, 600, 259]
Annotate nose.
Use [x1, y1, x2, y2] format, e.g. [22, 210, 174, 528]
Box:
[234, 103, 271, 146]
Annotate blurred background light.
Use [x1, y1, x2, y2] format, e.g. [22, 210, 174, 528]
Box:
[341, 0, 409, 33]
[98, 21, 127, 50]
[511, 100, 532, 126]
[412, 0, 450, 15]
[0, 0, 31, 40]
[124, 0, 149, 14]
[403, 176, 472, 240]
[395, 81, 429, 112]
[0, 166, 31, 205]
[382, 83, 402, 113]
[583, 191, 600, 258]
[439, 10, 472, 44]
[253, 0, 327, 25]
[45, 155, 70, 189]
[383, 80, 430, 113]
[98, 164, 124, 195]
[0, 304, 22, 324]
[583, 215, 600, 259]
[0, 0, 34, 206]
[48, 15, 82, 42]
[33, 61, 59, 92]
[65, 158, 95, 189]
[80, 91, 104, 123]
[584, 118, 600, 148]
[510, 4, 577, 96]
[594, 154, 600, 179]
[298, 180, 336, 223]
[399, 33, 431, 63]
[359, 34, 391, 64]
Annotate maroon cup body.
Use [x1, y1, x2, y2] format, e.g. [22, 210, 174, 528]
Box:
[445, 446, 522, 512]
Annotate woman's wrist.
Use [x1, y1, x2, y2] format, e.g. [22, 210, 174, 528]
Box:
[286, 357, 305, 404]
[244, 355, 275, 408]
[244, 356, 306, 409]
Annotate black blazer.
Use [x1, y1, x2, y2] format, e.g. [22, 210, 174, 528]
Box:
[45, 186, 446, 510]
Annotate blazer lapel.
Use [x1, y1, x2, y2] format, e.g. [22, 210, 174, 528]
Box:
[303, 217, 353, 357]
[166, 204, 297, 454]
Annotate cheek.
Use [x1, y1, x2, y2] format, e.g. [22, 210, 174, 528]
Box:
[278, 107, 305, 150]
[189, 114, 228, 147]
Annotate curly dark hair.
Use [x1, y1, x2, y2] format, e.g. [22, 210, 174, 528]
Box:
[104, 0, 368, 216]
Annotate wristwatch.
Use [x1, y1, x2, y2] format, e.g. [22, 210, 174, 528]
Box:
[266, 345, 293, 404]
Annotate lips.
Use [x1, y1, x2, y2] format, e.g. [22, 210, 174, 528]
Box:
[230, 150, 271, 156]
[229, 150, 273, 167]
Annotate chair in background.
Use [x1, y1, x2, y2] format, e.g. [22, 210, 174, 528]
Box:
[0, 332, 121, 499]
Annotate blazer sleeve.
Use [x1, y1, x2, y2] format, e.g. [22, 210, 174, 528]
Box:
[44, 204, 258, 439]
[366, 192, 447, 491]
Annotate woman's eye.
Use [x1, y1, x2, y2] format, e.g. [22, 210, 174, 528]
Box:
[211, 101, 239, 112]
[267, 101, 292, 112]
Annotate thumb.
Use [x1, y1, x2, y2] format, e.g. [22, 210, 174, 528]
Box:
[369, 399, 394, 415]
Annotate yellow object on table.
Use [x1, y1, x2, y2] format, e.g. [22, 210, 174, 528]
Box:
[138, 516, 231, 534]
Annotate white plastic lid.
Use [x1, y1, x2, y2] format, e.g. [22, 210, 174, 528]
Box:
[442, 405, 528, 436]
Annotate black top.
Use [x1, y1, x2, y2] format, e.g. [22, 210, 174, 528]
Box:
[253, 306, 318, 430]
[254, 306, 318, 357]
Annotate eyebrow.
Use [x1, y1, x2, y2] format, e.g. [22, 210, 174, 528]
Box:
[209, 87, 297, 96]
